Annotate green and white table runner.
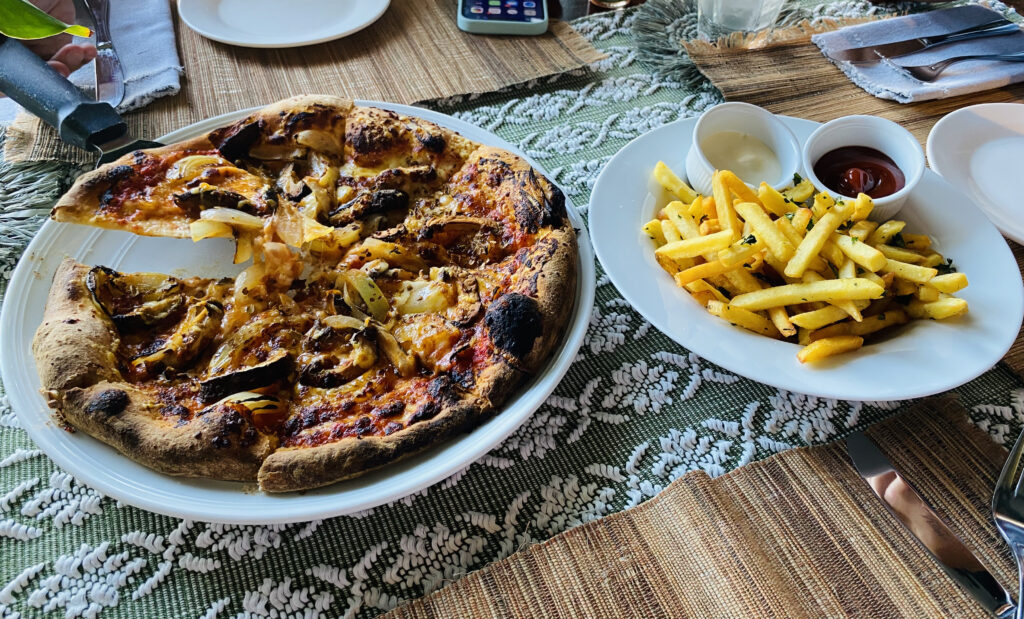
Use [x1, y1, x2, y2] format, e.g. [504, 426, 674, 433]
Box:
[1, 3, 1023, 617]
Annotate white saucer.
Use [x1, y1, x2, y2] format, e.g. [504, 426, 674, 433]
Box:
[178, 0, 390, 48]
[927, 103, 1024, 246]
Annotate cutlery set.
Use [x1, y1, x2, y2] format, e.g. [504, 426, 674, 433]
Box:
[831, 18, 1024, 81]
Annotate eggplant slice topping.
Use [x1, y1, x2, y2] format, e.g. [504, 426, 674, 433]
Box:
[297, 318, 378, 388]
[131, 300, 224, 372]
[200, 349, 293, 403]
[87, 266, 185, 330]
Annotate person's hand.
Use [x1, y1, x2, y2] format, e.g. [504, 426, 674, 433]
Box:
[21, 0, 97, 78]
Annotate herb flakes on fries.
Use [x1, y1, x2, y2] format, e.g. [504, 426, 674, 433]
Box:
[643, 163, 969, 364]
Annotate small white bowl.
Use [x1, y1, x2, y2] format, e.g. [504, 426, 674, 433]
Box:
[685, 102, 801, 197]
[801, 115, 925, 221]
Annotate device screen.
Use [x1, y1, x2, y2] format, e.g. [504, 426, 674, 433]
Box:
[462, 0, 544, 22]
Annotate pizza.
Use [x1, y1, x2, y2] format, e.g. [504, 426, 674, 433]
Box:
[32, 95, 578, 492]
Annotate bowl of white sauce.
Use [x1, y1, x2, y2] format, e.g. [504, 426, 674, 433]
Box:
[685, 102, 800, 197]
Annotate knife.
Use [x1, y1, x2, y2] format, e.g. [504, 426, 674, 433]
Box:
[84, 0, 125, 107]
[831, 19, 1021, 64]
[0, 36, 160, 165]
[846, 432, 1015, 617]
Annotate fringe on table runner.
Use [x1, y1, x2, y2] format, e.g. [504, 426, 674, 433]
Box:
[629, 0, 1000, 86]
[0, 132, 82, 297]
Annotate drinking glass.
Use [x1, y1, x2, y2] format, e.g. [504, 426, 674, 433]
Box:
[697, 0, 785, 39]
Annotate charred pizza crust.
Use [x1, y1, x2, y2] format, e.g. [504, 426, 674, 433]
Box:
[34, 259, 274, 481]
[35, 96, 579, 493]
[58, 381, 273, 481]
[32, 259, 122, 392]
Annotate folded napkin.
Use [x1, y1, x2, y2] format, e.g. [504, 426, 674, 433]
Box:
[0, 0, 182, 124]
[812, 5, 1024, 103]
[388, 396, 1016, 617]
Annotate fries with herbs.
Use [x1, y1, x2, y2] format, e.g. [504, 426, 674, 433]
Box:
[643, 163, 969, 364]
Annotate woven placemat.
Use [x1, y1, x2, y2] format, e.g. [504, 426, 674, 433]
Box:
[388, 397, 1014, 617]
[3, 0, 604, 164]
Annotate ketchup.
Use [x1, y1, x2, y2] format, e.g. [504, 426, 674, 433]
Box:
[813, 146, 905, 199]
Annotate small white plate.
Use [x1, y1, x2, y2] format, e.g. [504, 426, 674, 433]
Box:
[927, 103, 1024, 246]
[0, 101, 595, 524]
[178, 0, 390, 48]
[589, 115, 1023, 401]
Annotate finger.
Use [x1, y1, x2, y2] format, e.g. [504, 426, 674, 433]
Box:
[50, 44, 97, 73]
[46, 60, 72, 78]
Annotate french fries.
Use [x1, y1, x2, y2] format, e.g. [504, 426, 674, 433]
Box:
[643, 164, 969, 364]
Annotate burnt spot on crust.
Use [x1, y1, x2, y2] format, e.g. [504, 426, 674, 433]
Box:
[85, 389, 129, 417]
[417, 133, 446, 153]
[283, 408, 318, 437]
[100, 165, 134, 185]
[485, 293, 543, 359]
[383, 422, 403, 435]
[161, 404, 191, 420]
[428, 375, 460, 404]
[91, 165, 135, 209]
[207, 407, 257, 449]
[354, 416, 374, 436]
[65, 278, 83, 301]
[371, 402, 405, 420]
[209, 120, 261, 162]
[451, 368, 475, 390]
[408, 401, 440, 424]
[348, 121, 397, 156]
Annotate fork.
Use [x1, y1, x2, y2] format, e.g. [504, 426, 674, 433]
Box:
[901, 50, 1024, 81]
[993, 428, 1024, 618]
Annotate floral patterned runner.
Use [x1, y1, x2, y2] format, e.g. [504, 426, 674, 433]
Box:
[1, 4, 1022, 618]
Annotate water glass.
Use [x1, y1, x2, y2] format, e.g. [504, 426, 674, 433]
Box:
[697, 0, 785, 39]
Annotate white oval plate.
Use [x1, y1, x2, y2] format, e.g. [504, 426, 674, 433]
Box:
[590, 115, 1022, 401]
[178, 0, 390, 48]
[0, 101, 595, 524]
[927, 103, 1024, 246]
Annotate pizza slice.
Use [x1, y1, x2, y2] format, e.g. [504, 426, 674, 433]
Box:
[33, 259, 281, 480]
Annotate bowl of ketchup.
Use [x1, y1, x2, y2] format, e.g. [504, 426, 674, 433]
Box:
[801, 115, 925, 221]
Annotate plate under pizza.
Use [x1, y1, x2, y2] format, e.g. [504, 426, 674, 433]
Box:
[0, 99, 595, 524]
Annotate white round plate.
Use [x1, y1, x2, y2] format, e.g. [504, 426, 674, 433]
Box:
[0, 101, 595, 524]
[927, 103, 1024, 246]
[178, 0, 390, 48]
[590, 115, 1023, 401]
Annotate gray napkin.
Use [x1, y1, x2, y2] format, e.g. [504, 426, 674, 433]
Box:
[812, 5, 1024, 103]
[0, 0, 182, 123]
